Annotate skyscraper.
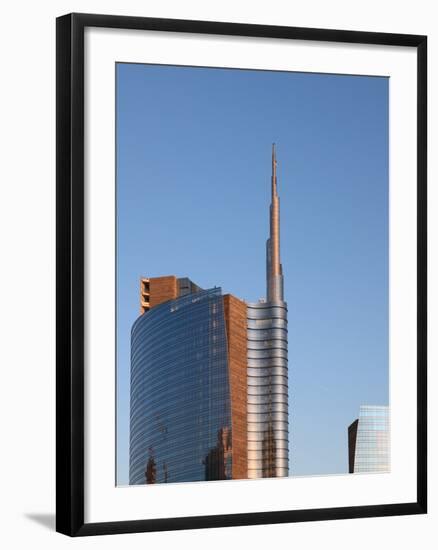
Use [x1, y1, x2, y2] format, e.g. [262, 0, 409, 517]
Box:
[130, 284, 247, 484]
[129, 145, 288, 484]
[247, 144, 288, 479]
[348, 405, 390, 474]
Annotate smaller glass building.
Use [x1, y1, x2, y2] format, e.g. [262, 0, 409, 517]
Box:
[348, 405, 390, 473]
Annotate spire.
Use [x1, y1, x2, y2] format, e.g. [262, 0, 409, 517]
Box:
[266, 143, 283, 302]
[272, 143, 277, 199]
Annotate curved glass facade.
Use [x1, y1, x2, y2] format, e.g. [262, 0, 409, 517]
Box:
[247, 300, 289, 478]
[130, 288, 232, 484]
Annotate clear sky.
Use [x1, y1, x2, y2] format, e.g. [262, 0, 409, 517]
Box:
[116, 62, 389, 485]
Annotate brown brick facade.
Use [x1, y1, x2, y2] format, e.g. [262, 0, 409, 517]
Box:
[140, 276, 178, 313]
[150, 276, 178, 308]
[223, 294, 248, 479]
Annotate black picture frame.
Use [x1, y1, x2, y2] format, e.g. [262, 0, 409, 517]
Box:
[56, 12, 427, 537]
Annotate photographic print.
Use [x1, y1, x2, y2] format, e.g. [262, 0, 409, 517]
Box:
[116, 63, 390, 486]
[56, 13, 426, 535]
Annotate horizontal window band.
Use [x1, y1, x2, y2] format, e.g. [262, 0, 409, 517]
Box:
[247, 426, 289, 434]
[247, 330, 288, 339]
[247, 321, 287, 330]
[247, 434, 289, 442]
[247, 403, 288, 414]
[247, 470, 289, 478]
[246, 367, 289, 378]
[247, 305, 287, 314]
[247, 363, 288, 370]
[247, 342, 288, 349]
[247, 412, 289, 422]
[247, 379, 288, 388]
[248, 458, 289, 472]
[247, 461, 289, 470]
[247, 386, 288, 396]
[248, 449, 289, 461]
[247, 392, 289, 401]
[247, 450, 290, 460]
[247, 440, 289, 450]
[248, 349, 288, 358]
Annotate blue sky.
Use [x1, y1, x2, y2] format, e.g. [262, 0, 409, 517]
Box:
[116, 63, 389, 485]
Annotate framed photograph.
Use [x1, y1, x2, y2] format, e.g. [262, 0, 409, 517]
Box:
[56, 12, 427, 536]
